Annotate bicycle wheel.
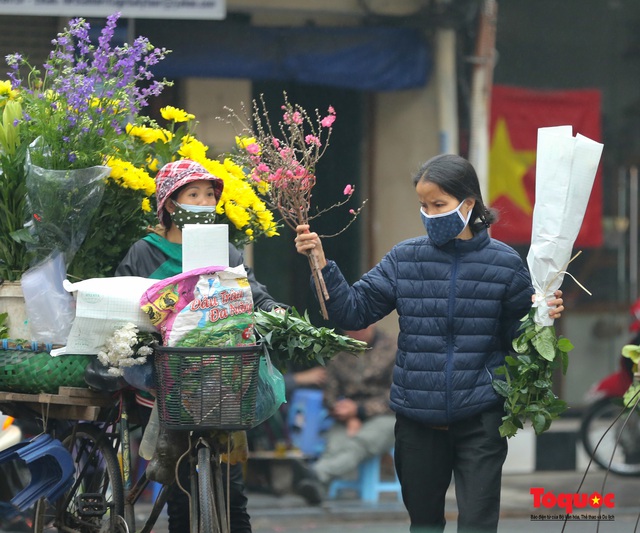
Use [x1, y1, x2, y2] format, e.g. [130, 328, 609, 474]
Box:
[197, 445, 220, 533]
[33, 423, 125, 532]
[580, 396, 640, 476]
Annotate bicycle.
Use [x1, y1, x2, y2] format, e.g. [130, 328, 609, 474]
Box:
[0, 342, 262, 533]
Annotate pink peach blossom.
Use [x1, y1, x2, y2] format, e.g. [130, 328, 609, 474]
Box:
[305, 135, 321, 146]
[321, 114, 336, 128]
[343, 184, 354, 195]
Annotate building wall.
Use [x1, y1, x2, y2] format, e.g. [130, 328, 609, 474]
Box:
[369, 85, 440, 336]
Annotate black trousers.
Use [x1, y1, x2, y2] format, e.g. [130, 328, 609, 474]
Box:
[394, 406, 507, 533]
[167, 459, 251, 533]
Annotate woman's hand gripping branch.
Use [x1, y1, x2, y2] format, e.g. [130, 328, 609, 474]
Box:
[295, 225, 327, 269]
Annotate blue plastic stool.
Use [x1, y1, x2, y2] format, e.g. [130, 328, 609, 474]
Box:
[328, 448, 402, 503]
[287, 388, 332, 457]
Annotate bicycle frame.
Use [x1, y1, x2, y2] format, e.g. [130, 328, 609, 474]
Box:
[116, 390, 230, 533]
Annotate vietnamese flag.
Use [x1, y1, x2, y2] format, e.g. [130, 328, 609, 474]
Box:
[488, 85, 603, 247]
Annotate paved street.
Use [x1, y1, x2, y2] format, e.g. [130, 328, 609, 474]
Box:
[127, 468, 640, 533]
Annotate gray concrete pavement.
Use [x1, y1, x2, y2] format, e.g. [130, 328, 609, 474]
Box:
[127, 466, 640, 533]
[248, 468, 640, 533]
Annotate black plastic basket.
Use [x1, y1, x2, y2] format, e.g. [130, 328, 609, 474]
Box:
[153, 343, 262, 430]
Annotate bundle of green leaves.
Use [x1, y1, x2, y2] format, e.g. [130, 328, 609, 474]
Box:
[0, 97, 32, 281]
[492, 308, 574, 438]
[254, 307, 368, 372]
[0, 313, 8, 339]
[621, 344, 640, 408]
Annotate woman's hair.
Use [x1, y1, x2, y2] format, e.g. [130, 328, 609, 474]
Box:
[412, 153, 497, 232]
[160, 190, 180, 228]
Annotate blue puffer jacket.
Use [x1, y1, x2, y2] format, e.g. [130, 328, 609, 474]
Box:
[320, 229, 534, 426]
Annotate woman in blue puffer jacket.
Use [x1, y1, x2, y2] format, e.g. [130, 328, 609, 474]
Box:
[295, 154, 564, 533]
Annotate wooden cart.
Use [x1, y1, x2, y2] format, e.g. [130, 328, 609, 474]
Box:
[0, 386, 114, 422]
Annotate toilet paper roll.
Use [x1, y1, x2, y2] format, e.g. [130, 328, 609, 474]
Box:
[182, 224, 229, 272]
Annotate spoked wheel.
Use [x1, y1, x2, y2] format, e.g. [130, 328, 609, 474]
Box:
[197, 445, 218, 533]
[580, 396, 640, 476]
[33, 423, 125, 532]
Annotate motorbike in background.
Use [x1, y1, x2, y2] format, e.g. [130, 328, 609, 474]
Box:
[580, 300, 640, 476]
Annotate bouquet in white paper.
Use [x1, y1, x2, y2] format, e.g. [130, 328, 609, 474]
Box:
[493, 126, 604, 437]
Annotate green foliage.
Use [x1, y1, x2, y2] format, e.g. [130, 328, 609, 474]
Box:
[623, 383, 640, 409]
[255, 307, 368, 372]
[0, 100, 35, 281]
[492, 309, 574, 438]
[0, 312, 8, 339]
[620, 343, 640, 409]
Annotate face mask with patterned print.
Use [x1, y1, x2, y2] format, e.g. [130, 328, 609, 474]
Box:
[420, 200, 472, 246]
[170, 202, 217, 230]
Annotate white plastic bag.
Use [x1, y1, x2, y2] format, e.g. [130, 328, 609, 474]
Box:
[21, 251, 75, 344]
[51, 276, 156, 355]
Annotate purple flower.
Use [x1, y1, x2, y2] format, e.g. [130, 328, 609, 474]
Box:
[3, 12, 169, 170]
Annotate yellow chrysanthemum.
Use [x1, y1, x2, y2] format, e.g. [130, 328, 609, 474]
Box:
[106, 157, 155, 195]
[147, 157, 160, 173]
[126, 123, 171, 144]
[0, 80, 18, 102]
[141, 198, 151, 212]
[179, 135, 208, 162]
[221, 201, 251, 230]
[235, 136, 257, 149]
[161, 105, 195, 123]
[223, 158, 249, 181]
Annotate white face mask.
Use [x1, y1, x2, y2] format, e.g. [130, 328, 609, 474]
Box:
[173, 201, 216, 214]
[420, 200, 472, 246]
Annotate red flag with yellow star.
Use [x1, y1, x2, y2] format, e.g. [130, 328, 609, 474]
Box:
[489, 85, 602, 247]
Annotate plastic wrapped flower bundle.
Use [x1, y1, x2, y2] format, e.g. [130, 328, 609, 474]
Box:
[0, 12, 171, 280]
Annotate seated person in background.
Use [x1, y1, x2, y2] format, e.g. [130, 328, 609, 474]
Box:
[296, 323, 396, 505]
[246, 364, 327, 455]
[245, 364, 327, 494]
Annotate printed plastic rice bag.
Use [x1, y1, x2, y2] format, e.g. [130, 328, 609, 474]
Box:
[140, 265, 256, 347]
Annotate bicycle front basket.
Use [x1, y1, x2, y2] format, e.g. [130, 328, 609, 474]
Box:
[153, 343, 262, 431]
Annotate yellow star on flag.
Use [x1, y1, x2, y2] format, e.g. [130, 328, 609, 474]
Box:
[591, 494, 601, 505]
[488, 117, 537, 216]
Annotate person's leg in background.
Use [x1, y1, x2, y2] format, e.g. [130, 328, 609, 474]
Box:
[313, 414, 395, 485]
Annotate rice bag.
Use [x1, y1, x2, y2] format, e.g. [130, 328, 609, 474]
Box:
[140, 265, 256, 347]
